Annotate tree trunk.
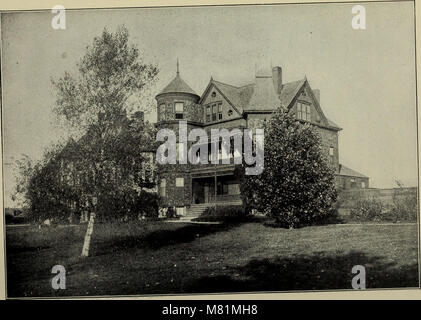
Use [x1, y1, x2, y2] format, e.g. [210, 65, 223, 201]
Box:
[81, 212, 96, 257]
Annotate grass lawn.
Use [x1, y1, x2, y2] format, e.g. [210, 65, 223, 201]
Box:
[6, 219, 419, 297]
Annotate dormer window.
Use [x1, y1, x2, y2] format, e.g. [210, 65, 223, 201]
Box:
[297, 102, 311, 121]
[175, 102, 184, 119]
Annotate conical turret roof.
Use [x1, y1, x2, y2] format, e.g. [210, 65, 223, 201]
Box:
[157, 74, 198, 96]
[157, 60, 198, 97]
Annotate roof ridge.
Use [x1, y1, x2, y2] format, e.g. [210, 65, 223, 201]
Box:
[285, 78, 306, 85]
[211, 79, 242, 89]
[212, 79, 258, 90]
[238, 83, 255, 88]
[214, 78, 306, 90]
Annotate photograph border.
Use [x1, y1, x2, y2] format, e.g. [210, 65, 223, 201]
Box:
[0, 0, 419, 300]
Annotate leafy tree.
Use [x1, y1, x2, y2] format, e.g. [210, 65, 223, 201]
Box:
[15, 116, 157, 226]
[12, 142, 67, 218]
[11, 154, 36, 209]
[27, 145, 76, 223]
[51, 25, 159, 256]
[13, 140, 82, 223]
[239, 106, 337, 228]
[73, 116, 158, 222]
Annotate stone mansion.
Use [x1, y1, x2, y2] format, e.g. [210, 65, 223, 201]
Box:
[155, 65, 369, 216]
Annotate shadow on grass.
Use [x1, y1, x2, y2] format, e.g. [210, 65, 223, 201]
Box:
[8, 245, 51, 254]
[93, 222, 243, 256]
[263, 214, 346, 229]
[183, 251, 418, 293]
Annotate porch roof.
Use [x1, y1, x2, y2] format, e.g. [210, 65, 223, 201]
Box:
[190, 164, 236, 178]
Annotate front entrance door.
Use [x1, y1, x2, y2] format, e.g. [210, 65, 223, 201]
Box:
[193, 178, 216, 204]
[203, 183, 215, 203]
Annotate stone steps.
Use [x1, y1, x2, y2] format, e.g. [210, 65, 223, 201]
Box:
[186, 200, 243, 217]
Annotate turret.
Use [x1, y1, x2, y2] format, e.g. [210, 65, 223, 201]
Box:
[155, 61, 200, 123]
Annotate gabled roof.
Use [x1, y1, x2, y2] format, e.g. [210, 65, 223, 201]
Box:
[210, 80, 247, 114]
[338, 164, 368, 178]
[209, 77, 306, 112]
[279, 79, 306, 108]
[200, 72, 341, 131]
[157, 74, 199, 97]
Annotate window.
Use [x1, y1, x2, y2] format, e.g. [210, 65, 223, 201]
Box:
[252, 134, 257, 153]
[206, 105, 211, 122]
[176, 177, 184, 187]
[230, 137, 235, 158]
[228, 183, 240, 195]
[350, 178, 356, 189]
[212, 104, 217, 121]
[227, 110, 233, 117]
[361, 181, 366, 188]
[208, 143, 212, 162]
[160, 179, 166, 197]
[195, 148, 201, 164]
[297, 103, 303, 119]
[297, 102, 311, 121]
[305, 104, 311, 120]
[218, 138, 223, 160]
[159, 104, 166, 121]
[208, 142, 218, 162]
[217, 182, 239, 195]
[206, 103, 222, 122]
[217, 181, 229, 195]
[329, 147, 334, 163]
[175, 102, 184, 119]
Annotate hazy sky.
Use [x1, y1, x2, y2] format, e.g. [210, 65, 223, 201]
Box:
[2, 2, 417, 207]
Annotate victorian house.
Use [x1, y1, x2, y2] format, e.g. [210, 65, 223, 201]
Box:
[156, 64, 369, 217]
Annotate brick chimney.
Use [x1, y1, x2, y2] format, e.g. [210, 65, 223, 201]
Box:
[272, 66, 282, 94]
[313, 89, 320, 104]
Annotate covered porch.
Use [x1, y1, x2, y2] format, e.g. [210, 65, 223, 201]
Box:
[191, 166, 241, 205]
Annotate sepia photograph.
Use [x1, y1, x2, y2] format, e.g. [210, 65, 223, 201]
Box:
[1, 1, 419, 298]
